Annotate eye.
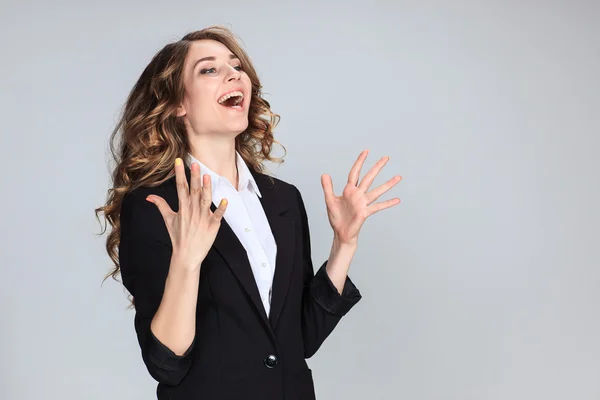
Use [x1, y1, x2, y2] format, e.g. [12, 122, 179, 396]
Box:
[234, 65, 243, 71]
[200, 67, 216, 74]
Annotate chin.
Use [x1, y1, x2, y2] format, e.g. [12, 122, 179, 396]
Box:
[224, 120, 249, 135]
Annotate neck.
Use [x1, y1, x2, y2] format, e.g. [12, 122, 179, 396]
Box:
[188, 135, 238, 189]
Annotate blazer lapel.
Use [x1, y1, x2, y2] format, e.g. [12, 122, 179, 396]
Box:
[210, 203, 272, 328]
[172, 166, 296, 331]
[172, 166, 271, 330]
[251, 171, 297, 330]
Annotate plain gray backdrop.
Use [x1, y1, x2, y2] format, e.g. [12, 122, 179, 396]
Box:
[1, 1, 599, 399]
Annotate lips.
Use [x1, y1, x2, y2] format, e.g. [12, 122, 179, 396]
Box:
[217, 89, 245, 109]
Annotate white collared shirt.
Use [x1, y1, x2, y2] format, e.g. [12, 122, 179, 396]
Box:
[185, 151, 277, 316]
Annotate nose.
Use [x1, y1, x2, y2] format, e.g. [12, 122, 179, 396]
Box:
[226, 65, 241, 81]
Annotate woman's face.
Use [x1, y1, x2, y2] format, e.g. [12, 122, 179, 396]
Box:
[177, 39, 252, 138]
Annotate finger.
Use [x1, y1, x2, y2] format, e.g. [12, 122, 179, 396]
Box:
[212, 198, 228, 222]
[200, 174, 212, 214]
[321, 174, 335, 204]
[347, 150, 369, 186]
[367, 197, 401, 216]
[358, 156, 389, 192]
[174, 157, 190, 213]
[146, 195, 175, 220]
[189, 162, 202, 213]
[366, 175, 402, 204]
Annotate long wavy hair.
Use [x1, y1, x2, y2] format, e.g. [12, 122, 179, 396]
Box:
[95, 26, 285, 292]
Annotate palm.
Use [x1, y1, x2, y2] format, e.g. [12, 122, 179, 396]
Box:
[321, 150, 402, 245]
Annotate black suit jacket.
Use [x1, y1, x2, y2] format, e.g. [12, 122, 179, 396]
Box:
[118, 165, 362, 400]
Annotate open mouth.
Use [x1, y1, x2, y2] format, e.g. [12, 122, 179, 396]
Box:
[218, 90, 244, 110]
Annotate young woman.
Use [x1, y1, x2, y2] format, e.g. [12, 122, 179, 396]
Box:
[96, 25, 402, 400]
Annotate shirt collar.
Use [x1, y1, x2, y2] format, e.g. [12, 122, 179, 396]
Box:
[185, 151, 262, 198]
[235, 151, 262, 198]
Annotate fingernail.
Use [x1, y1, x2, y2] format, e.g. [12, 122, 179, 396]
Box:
[175, 158, 182, 166]
[146, 196, 153, 203]
[220, 198, 228, 207]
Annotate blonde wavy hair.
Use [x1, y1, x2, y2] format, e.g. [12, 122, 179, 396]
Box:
[95, 26, 285, 289]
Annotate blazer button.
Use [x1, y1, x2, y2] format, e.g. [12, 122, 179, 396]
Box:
[263, 354, 278, 368]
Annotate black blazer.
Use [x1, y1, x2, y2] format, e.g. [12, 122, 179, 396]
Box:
[118, 165, 362, 400]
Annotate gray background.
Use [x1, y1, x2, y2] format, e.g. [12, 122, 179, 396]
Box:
[1, 1, 599, 399]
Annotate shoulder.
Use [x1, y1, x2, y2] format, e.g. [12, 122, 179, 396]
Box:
[251, 170, 312, 225]
[120, 179, 175, 244]
[251, 170, 303, 200]
[122, 177, 178, 214]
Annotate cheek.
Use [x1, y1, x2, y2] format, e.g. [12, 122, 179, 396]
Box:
[186, 89, 216, 118]
[242, 75, 252, 92]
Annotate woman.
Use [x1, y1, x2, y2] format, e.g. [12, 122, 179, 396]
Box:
[96, 26, 401, 399]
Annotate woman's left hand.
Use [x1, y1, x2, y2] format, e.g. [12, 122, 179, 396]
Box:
[321, 150, 402, 246]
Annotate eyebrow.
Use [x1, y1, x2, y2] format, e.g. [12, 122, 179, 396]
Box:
[192, 54, 239, 71]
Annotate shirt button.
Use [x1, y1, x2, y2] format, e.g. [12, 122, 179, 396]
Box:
[245, 227, 251, 232]
[261, 262, 267, 267]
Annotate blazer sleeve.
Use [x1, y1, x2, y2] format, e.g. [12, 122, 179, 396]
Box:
[294, 186, 362, 358]
[119, 189, 195, 386]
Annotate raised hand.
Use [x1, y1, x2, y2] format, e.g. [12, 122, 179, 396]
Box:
[145, 158, 228, 271]
[321, 150, 402, 246]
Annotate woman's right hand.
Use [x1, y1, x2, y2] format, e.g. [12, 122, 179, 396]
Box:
[145, 157, 228, 271]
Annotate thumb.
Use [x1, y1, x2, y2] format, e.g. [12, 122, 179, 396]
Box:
[321, 174, 335, 203]
[146, 195, 172, 220]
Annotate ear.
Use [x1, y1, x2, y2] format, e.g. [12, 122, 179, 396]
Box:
[176, 104, 187, 117]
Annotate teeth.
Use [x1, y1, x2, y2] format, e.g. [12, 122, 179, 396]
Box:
[218, 90, 244, 105]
